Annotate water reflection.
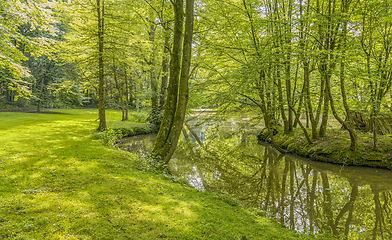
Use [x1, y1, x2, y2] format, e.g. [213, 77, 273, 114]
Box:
[119, 128, 392, 239]
[119, 134, 156, 154]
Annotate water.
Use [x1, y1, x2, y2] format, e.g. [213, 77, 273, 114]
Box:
[119, 123, 392, 239]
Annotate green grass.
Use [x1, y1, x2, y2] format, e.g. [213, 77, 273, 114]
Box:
[0, 109, 316, 239]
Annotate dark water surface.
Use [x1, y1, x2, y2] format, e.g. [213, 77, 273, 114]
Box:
[119, 124, 392, 239]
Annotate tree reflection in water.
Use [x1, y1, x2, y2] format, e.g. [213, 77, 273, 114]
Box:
[120, 130, 392, 239]
[173, 131, 392, 239]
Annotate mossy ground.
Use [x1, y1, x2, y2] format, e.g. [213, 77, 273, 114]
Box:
[0, 109, 317, 239]
[258, 125, 392, 169]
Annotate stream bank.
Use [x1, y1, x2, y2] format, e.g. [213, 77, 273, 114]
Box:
[112, 124, 157, 137]
[257, 127, 392, 169]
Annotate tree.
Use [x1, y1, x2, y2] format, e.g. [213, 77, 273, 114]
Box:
[153, 0, 195, 164]
[357, 0, 392, 149]
[96, 0, 106, 130]
[61, 0, 146, 129]
[0, 0, 57, 101]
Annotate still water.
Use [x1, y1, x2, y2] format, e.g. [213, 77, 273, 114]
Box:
[119, 122, 392, 239]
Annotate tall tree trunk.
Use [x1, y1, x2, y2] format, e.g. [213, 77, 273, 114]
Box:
[124, 65, 129, 120]
[153, 0, 195, 164]
[277, 68, 289, 133]
[285, 59, 293, 132]
[337, 4, 357, 151]
[160, 28, 170, 110]
[149, 24, 159, 125]
[135, 82, 139, 111]
[97, 0, 106, 131]
[305, 103, 309, 128]
[304, 63, 318, 140]
[299, 0, 317, 139]
[319, 73, 329, 137]
[112, 60, 125, 121]
[153, 0, 184, 153]
[285, 0, 294, 132]
[293, 82, 305, 128]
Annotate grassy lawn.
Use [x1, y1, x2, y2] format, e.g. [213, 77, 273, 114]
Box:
[0, 109, 315, 239]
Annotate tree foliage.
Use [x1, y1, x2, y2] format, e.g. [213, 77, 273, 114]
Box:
[0, 0, 57, 101]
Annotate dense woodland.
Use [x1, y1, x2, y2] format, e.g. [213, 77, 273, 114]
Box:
[1, 0, 392, 156]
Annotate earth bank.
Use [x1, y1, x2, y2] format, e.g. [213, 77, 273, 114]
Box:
[257, 128, 392, 170]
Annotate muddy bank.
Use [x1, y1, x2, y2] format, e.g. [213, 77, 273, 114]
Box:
[257, 128, 392, 169]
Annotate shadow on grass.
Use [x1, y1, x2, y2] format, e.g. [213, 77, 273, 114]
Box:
[30, 111, 74, 115]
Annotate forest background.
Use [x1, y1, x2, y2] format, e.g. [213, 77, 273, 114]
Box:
[1, 0, 392, 153]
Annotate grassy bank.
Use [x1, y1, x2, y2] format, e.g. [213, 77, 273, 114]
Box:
[258, 127, 392, 169]
[0, 109, 315, 239]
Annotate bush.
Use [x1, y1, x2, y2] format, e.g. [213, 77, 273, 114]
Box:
[96, 128, 122, 146]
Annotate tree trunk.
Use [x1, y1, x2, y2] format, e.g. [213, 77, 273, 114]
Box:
[257, 71, 285, 153]
[277, 68, 289, 134]
[285, 0, 293, 132]
[160, 28, 170, 110]
[135, 82, 139, 111]
[293, 83, 305, 128]
[372, 107, 378, 150]
[306, 104, 309, 128]
[337, 6, 357, 151]
[304, 62, 318, 140]
[319, 74, 329, 138]
[112, 60, 125, 121]
[149, 24, 159, 125]
[326, 72, 357, 151]
[37, 99, 41, 113]
[97, 0, 106, 131]
[152, 0, 184, 153]
[289, 102, 312, 144]
[153, 0, 195, 164]
[299, 0, 317, 139]
[124, 65, 129, 120]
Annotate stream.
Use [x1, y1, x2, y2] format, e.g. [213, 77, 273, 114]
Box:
[119, 120, 392, 239]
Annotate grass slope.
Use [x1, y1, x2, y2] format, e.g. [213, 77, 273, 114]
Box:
[1, 109, 314, 239]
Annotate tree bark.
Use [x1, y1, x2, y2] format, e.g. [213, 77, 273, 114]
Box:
[319, 73, 329, 138]
[160, 28, 170, 110]
[337, 3, 357, 151]
[149, 24, 159, 125]
[326, 72, 357, 151]
[152, 0, 183, 153]
[285, 0, 294, 132]
[153, 0, 195, 164]
[112, 59, 125, 121]
[124, 65, 129, 120]
[299, 0, 318, 140]
[135, 82, 139, 111]
[97, 0, 106, 131]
